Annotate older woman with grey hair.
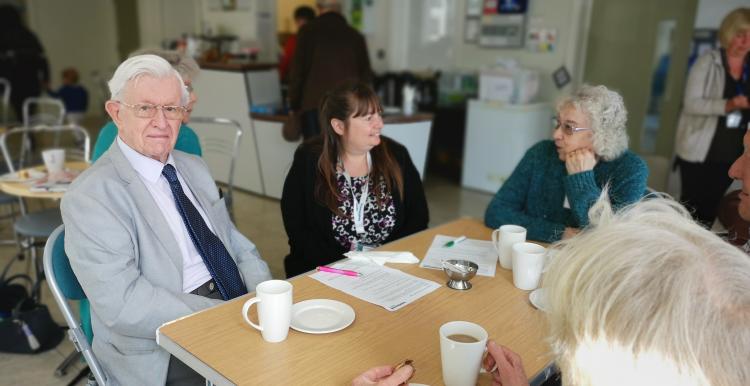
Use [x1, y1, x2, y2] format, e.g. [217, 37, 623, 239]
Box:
[91, 49, 202, 162]
[484, 84, 647, 242]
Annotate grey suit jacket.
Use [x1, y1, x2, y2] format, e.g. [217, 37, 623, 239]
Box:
[61, 143, 271, 386]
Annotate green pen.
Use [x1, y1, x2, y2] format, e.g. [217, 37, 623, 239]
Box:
[443, 235, 467, 248]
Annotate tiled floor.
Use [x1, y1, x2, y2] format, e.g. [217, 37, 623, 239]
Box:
[0, 173, 493, 385]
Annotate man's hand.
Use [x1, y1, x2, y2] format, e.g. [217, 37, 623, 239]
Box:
[483, 340, 530, 386]
[352, 364, 414, 386]
[565, 148, 597, 175]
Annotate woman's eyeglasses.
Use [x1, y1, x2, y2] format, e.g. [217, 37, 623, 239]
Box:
[552, 117, 590, 136]
[118, 102, 186, 120]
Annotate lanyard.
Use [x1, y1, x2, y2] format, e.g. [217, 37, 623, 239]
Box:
[736, 60, 749, 96]
[340, 152, 372, 235]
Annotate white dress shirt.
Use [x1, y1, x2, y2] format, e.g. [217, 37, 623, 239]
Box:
[117, 137, 213, 293]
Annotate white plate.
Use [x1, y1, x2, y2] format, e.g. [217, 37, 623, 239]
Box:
[529, 288, 549, 313]
[290, 299, 355, 334]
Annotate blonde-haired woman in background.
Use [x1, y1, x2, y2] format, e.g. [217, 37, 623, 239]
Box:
[675, 7, 750, 227]
[484, 84, 648, 242]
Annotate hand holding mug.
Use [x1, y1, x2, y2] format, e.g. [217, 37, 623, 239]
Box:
[483, 340, 530, 386]
[565, 148, 597, 174]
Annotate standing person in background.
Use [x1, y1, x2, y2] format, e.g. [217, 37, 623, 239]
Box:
[0, 5, 49, 121]
[289, 0, 373, 139]
[278, 6, 316, 83]
[675, 7, 750, 227]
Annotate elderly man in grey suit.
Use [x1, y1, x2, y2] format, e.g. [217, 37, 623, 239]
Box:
[61, 54, 271, 385]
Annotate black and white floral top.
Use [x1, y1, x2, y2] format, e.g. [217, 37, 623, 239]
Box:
[331, 172, 396, 250]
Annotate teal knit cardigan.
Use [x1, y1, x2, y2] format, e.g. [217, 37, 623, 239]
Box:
[484, 140, 648, 242]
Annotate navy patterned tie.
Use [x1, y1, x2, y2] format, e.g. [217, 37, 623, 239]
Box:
[162, 164, 247, 300]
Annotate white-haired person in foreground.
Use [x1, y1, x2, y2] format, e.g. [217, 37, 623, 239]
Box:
[62, 54, 271, 385]
[355, 195, 750, 386]
[484, 84, 648, 243]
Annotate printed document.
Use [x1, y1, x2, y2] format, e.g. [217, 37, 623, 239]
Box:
[310, 260, 440, 311]
[419, 234, 498, 277]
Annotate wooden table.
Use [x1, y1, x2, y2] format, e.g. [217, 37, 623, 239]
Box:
[0, 161, 89, 199]
[157, 218, 553, 385]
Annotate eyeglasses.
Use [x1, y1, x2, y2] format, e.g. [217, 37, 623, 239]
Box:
[118, 102, 186, 120]
[552, 117, 591, 136]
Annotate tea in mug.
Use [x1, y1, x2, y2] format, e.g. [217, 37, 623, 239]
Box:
[446, 334, 479, 343]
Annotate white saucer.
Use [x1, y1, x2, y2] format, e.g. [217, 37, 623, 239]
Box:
[290, 299, 355, 334]
[529, 288, 549, 313]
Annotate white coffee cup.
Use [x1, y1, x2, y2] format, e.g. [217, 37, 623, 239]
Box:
[492, 225, 527, 270]
[439, 321, 488, 386]
[42, 148, 65, 175]
[511, 243, 547, 290]
[241, 280, 293, 343]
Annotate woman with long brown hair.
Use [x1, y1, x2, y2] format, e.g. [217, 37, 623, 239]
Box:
[281, 82, 429, 277]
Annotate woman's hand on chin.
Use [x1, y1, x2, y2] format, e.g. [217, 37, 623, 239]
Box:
[565, 148, 597, 174]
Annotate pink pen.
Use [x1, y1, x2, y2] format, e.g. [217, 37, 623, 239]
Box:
[316, 266, 362, 277]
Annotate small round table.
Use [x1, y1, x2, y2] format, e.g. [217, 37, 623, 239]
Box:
[0, 161, 89, 199]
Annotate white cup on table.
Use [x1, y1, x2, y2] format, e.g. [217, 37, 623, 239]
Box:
[492, 225, 527, 270]
[439, 321, 488, 386]
[511, 242, 547, 290]
[41, 148, 65, 175]
[241, 280, 293, 343]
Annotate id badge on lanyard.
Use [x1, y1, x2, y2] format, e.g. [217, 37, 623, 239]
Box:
[341, 153, 372, 250]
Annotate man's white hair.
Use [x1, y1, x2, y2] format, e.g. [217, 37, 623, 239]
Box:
[544, 194, 750, 386]
[557, 84, 629, 161]
[107, 54, 188, 105]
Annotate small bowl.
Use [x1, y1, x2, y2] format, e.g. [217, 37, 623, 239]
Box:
[442, 259, 478, 290]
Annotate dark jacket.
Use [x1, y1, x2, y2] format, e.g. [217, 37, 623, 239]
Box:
[288, 12, 373, 111]
[281, 136, 429, 277]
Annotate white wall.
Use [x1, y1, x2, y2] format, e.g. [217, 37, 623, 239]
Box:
[371, 0, 591, 103]
[27, 0, 120, 116]
[138, 0, 201, 48]
[694, 0, 749, 28]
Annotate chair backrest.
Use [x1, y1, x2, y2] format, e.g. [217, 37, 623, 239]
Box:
[23, 97, 65, 128]
[189, 116, 243, 219]
[0, 78, 10, 125]
[43, 225, 107, 385]
[0, 124, 91, 173]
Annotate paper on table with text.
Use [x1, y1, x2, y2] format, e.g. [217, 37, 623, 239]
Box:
[419, 234, 497, 277]
[309, 260, 440, 311]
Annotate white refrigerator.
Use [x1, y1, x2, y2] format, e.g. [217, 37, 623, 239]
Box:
[461, 100, 553, 193]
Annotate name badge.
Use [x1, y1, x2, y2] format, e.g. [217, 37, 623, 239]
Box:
[727, 110, 742, 129]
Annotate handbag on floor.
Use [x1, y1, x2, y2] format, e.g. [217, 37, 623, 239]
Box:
[0, 270, 64, 354]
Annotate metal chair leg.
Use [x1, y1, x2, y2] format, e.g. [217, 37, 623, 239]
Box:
[55, 349, 81, 377]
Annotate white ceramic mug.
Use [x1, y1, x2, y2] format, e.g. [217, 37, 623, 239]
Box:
[492, 225, 527, 270]
[42, 148, 65, 175]
[241, 280, 293, 343]
[511, 243, 547, 290]
[440, 321, 489, 386]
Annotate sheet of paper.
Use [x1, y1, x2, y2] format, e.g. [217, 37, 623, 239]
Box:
[419, 234, 498, 277]
[309, 260, 440, 312]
